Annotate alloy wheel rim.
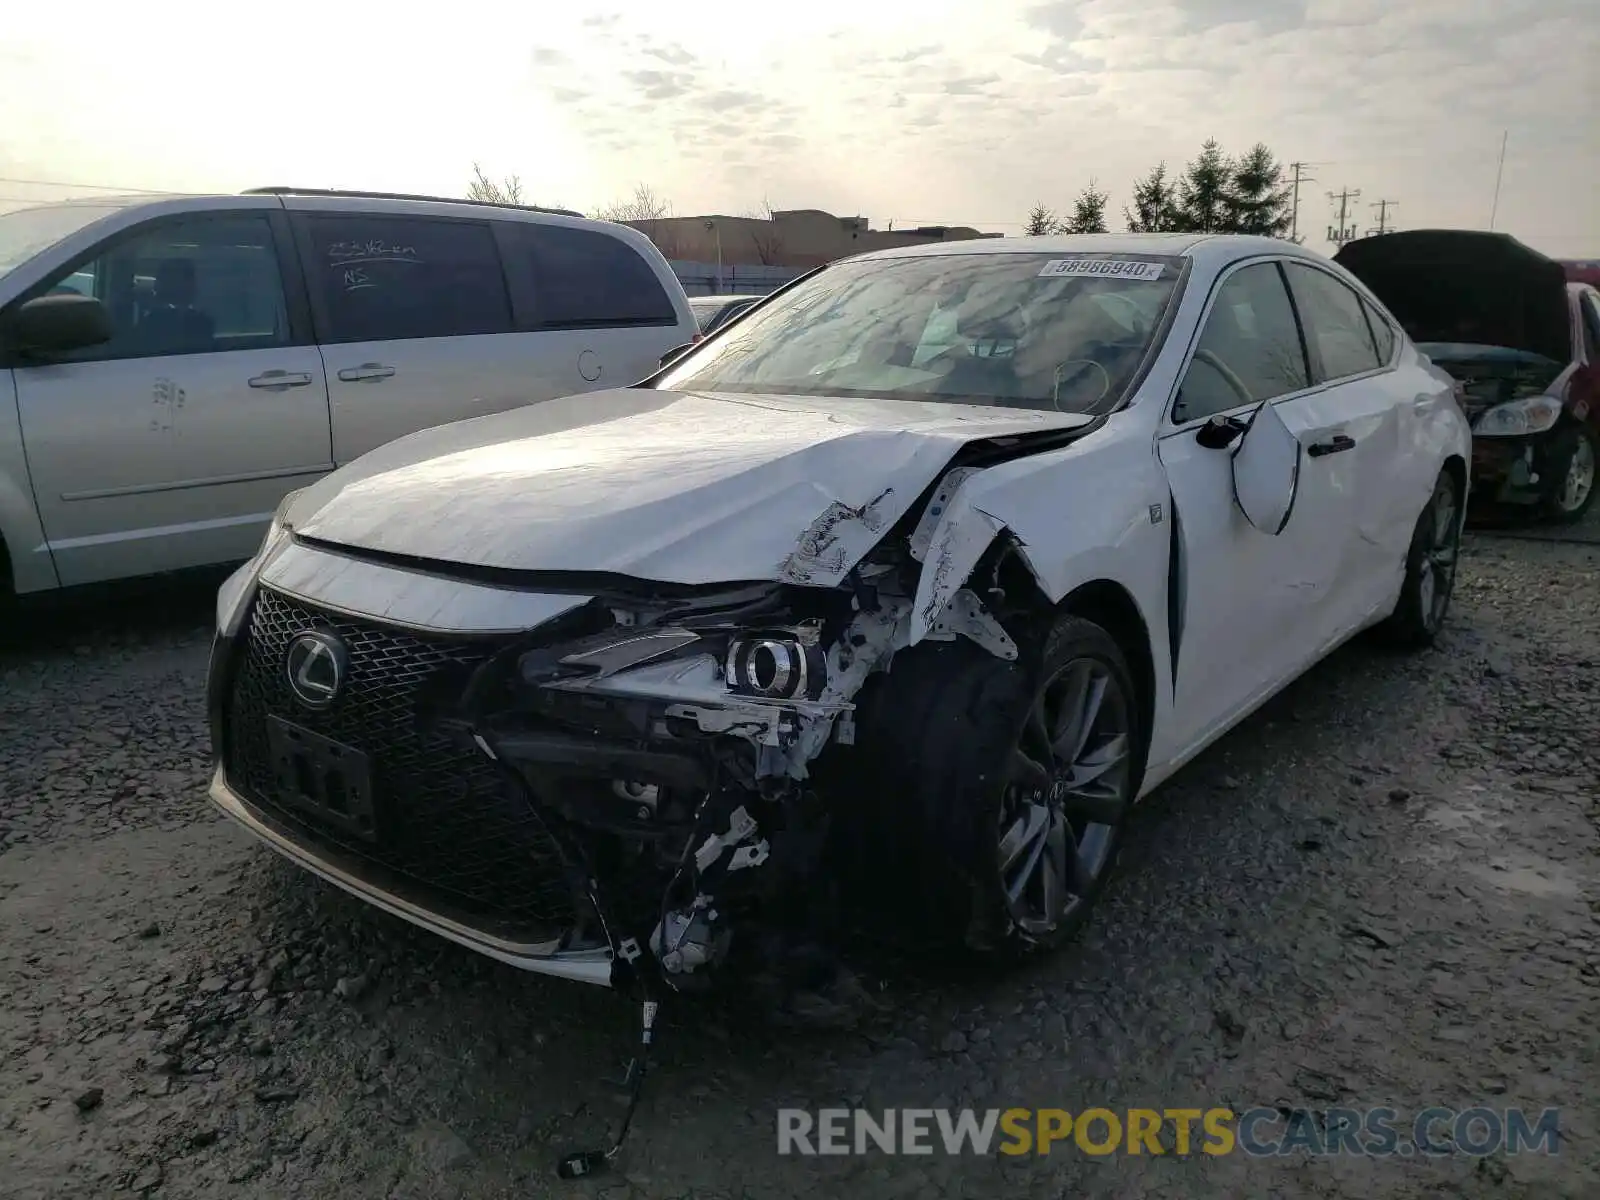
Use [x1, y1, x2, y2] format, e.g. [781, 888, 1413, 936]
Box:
[997, 657, 1132, 936]
[1423, 483, 1459, 630]
[1558, 436, 1595, 513]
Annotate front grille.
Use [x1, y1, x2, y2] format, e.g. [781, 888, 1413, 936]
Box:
[223, 588, 580, 932]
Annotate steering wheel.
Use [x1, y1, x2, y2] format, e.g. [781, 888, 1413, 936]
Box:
[1091, 291, 1152, 336]
[1192, 349, 1254, 407]
[1050, 359, 1111, 411]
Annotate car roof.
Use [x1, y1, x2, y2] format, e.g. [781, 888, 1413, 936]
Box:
[689, 293, 762, 304]
[855, 232, 1334, 271]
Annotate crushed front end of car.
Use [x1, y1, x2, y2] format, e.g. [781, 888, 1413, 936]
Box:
[204, 406, 1096, 1012]
[208, 563, 903, 998]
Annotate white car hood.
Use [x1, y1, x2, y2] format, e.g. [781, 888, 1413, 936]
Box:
[286, 388, 1094, 587]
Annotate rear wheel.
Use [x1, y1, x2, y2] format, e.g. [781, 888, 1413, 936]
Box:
[1379, 469, 1461, 649]
[1541, 423, 1597, 524]
[853, 613, 1142, 960]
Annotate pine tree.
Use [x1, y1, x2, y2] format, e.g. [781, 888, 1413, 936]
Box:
[1063, 180, 1109, 233]
[1024, 203, 1060, 236]
[1124, 164, 1180, 232]
[1174, 139, 1232, 233]
[1224, 143, 1294, 237]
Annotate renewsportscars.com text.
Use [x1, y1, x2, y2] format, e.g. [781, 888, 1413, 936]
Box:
[777, 1106, 1562, 1158]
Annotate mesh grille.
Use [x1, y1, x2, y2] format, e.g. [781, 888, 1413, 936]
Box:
[223, 588, 579, 932]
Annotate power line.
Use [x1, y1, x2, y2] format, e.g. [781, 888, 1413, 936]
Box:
[1369, 198, 1398, 235]
[0, 176, 176, 194]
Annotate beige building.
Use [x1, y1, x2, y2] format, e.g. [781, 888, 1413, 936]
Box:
[624, 208, 1001, 268]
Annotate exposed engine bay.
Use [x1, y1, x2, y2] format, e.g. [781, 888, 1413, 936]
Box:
[1417, 343, 1566, 425]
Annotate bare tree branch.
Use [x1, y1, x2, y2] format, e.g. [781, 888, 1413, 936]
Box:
[743, 196, 785, 265]
[466, 163, 525, 206]
[592, 183, 674, 223]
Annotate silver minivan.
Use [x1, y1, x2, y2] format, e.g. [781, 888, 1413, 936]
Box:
[0, 188, 697, 602]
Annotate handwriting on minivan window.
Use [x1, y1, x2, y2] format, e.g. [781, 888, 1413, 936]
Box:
[326, 240, 423, 267]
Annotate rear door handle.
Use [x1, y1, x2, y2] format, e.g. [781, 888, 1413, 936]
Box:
[1307, 434, 1356, 457]
[248, 370, 314, 390]
[337, 363, 396, 382]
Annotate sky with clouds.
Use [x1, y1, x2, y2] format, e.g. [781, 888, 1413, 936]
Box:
[1, 0, 1594, 256]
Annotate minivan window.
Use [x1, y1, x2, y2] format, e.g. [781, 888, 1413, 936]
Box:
[35, 213, 291, 361]
[302, 215, 512, 343]
[503, 223, 677, 328]
[0, 202, 133, 281]
[1284, 262, 1382, 381]
[658, 252, 1182, 414]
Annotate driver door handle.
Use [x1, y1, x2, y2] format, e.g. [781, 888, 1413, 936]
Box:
[1307, 434, 1355, 457]
[248, 370, 314, 390]
[337, 363, 396, 382]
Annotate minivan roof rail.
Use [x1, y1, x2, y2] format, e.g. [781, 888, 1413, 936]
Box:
[242, 186, 585, 218]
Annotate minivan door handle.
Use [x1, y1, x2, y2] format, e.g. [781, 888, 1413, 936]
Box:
[1307, 434, 1356, 457]
[247, 370, 314, 390]
[337, 363, 396, 382]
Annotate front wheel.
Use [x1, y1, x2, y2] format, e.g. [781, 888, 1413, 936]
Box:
[851, 614, 1143, 960]
[1378, 469, 1462, 649]
[1541, 423, 1598, 524]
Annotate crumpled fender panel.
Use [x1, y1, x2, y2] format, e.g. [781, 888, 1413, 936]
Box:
[908, 427, 1172, 655]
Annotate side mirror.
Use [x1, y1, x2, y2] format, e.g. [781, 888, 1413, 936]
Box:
[1230, 401, 1302, 535]
[1195, 413, 1249, 450]
[4, 294, 113, 355]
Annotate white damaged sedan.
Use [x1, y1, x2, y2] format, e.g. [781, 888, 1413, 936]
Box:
[207, 234, 1470, 1007]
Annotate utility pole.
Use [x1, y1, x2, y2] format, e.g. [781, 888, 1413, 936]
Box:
[1488, 129, 1509, 230]
[1369, 198, 1398, 235]
[1288, 161, 1316, 243]
[1326, 187, 1362, 247]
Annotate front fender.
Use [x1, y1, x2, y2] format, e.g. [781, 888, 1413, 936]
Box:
[908, 431, 1170, 649]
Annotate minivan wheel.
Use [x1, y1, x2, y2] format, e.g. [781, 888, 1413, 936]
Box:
[1379, 469, 1461, 649]
[856, 614, 1141, 961]
[1542, 424, 1597, 524]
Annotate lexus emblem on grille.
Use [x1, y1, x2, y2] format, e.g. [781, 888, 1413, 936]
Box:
[284, 630, 348, 710]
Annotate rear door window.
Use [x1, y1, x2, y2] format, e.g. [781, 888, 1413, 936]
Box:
[1283, 262, 1382, 382]
[499, 222, 677, 329]
[299, 215, 512, 343]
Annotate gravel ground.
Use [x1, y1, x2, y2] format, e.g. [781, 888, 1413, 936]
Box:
[2, 523, 1597, 1200]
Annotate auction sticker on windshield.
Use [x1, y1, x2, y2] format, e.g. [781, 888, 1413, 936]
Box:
[1038, 259, 1166, 281]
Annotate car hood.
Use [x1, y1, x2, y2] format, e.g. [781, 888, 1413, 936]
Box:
[284, 387, 1095, 587]
[1334, 230, 1571, 363]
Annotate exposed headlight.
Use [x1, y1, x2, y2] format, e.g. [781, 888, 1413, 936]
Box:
[1474, 395, 1563, 437]
[724, 627, 828, 701]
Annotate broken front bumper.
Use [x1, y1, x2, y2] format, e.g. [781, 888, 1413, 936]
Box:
[207, 766, 617, 985]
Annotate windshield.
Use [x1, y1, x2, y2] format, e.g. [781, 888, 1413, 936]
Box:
[659, 252, 1183, 414]
[0, 203, 130, 281]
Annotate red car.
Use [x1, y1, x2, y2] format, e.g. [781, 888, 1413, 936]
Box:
[1560, 260, 1600, 288]
[1336, 231, 1600, 523]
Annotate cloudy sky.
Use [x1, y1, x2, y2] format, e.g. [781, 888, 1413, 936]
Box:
[1, 0, 1594, 256]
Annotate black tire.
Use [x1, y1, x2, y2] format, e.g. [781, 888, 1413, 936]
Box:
[1378, 469, 1461, 649]
[1540, 422, 1598, 525]
[849, 613, 1143, 961]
